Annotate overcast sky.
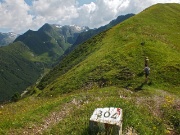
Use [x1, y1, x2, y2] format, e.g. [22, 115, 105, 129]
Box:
[0, 0, 180, 34]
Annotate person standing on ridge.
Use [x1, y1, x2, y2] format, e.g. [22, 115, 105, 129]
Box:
[144, 64, 150, 82]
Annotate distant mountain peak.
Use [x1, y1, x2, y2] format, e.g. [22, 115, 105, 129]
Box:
[38, 23, 53, 32]
[54, 24, 62, 28]
[38, 23, 89, 33]
[0, 32, 18, 46]
[69, 25, 89, 32]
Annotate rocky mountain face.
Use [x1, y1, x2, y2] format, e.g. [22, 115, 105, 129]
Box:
[0, 32, 18, 46]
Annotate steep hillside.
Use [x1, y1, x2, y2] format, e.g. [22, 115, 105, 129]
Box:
[37, 3, 180, 95]
[0, 3, 180, 135]
[0, 42, 42, 101]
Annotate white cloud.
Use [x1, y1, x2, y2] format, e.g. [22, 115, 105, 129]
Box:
[126, 0, 180, 13]
[32, 0, 78, 18]
[74, 0, 131, 28]
[0, 0, 33, 33]
[72, 2, 97, 27]
[0, 0, 180, 33]
[23, 0, 79, 33]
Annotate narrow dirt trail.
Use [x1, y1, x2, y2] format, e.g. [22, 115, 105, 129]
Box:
[8, 98, 82, 135]
[24, 103, 72, 135]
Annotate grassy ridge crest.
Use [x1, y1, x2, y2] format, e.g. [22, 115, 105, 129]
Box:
[37, 3, 180, 95]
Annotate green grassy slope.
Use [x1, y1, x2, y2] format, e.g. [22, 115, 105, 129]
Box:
[64, 14, 134, 58]
[37, 3, 180, 95]
[0, 3, 180, 135]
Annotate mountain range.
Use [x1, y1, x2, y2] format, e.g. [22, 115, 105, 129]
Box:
[14, 24, 89, 64]
[0, 14, 134, 101]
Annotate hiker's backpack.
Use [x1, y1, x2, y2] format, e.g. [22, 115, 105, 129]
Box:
[145, 67, 150, 74]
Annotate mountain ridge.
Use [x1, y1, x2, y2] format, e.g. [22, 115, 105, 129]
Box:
[37, 3, 180, 95]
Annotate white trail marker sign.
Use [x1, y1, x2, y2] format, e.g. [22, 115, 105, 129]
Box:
[89, 107, 123, 135]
